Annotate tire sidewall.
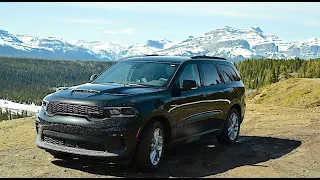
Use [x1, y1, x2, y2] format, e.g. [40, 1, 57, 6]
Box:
[225, 109, 240, 143]
[147, 121, 165, 169]
[134, 120, 165, 171]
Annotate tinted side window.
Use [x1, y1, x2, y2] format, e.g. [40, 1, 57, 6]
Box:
[219, 64, 240, 82]
[199, 63, 222, 86]
[178, 64, 201, 88]
[230, 66, 241, 81]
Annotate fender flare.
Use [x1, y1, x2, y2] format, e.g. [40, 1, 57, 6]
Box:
[135, 110, 173, 141]
[220, 99, 242, 131]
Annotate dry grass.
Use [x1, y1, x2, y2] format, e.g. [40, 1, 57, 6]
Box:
[252, 78, 320, 109]
[0, 117, 36, 151]
[0, 103, 319, 178]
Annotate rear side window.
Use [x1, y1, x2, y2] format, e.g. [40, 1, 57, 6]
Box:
[218, 64, 241, 82]
[199, 63, 222, 86]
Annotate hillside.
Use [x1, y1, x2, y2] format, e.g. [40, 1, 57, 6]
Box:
[236, 58, 320, 90]
[0, 56, 114, 105]
[1, 26, 320, 61]
[252, 78, 320, 109]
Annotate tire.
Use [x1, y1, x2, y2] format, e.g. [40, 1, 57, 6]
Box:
[133, 121, 165, 172]
[48, 151, 73, 160]
[217, 108, 240, 145]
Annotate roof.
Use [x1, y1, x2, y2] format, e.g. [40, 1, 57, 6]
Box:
[120, 55, 190, 63]
[120, 55, 228, 63]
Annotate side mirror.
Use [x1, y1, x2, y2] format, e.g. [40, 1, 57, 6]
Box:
[90, 74, 98, 82]
[182, 80, 197, 91]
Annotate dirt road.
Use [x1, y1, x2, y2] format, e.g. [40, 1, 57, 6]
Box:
[0, 102, 319, 178]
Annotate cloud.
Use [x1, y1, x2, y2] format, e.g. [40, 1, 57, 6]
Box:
[58, 18, 111, 25]
[103, 30, 118, 34]
[121, 28, 134, 34]
[291, 18, 320, 27]
[52, 2, 320, 29]
[104, 28, 134, 35]
[55, 2, 319, 22]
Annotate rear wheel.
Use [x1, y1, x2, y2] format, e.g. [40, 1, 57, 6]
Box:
[133, 121, 165, 172]
[217, 108, 240, 145]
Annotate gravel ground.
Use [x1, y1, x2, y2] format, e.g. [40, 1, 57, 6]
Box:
[0, 102, 319, 178]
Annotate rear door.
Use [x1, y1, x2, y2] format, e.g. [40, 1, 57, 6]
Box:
[197, 62, 233, 131]
[216, 63, 246, 121]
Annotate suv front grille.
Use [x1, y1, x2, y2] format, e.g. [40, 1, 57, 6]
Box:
[46, 102, 105, 118]
[43, 136, 64, 146]
[43, 135, 106, 151]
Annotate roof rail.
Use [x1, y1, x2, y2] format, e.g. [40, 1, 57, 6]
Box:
[191, 55, 226, 60]
[144, 54, 160, 56]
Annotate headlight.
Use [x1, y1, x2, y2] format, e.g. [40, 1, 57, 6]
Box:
[104, 107, 139, 118]
[42, 100, 49, 111]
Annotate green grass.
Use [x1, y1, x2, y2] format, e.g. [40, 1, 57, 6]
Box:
[252, 78, 320, 109]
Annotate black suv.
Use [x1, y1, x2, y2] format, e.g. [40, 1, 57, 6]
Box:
[36, 55, 246, 172]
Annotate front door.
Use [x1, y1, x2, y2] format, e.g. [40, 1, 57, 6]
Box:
[169, 63, 206, 140]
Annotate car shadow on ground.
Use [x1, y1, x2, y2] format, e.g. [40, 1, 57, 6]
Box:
[51, 135, 301, 178]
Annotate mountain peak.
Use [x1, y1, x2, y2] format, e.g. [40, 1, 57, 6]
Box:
[160, 38, 172, 43]
[306, 37, 318, 41]
[253, 26, 261, 30]
[45, 36, 62, 40]
[222, 25, 235, 29]
[0, 29, 12, 37]
[146, 40, 164, 49]
[204, 26, 238, 36]
[247, 26, 263, 34]
[0, 29, 8, 33]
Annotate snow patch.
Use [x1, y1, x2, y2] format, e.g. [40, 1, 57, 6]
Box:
[0, 99, 41, 114]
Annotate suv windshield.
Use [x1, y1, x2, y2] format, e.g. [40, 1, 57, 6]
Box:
[92, 61, 179, 87]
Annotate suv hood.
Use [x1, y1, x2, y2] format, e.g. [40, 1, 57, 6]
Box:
[46, 83, 165, 103]
[71, 83, 163, 95]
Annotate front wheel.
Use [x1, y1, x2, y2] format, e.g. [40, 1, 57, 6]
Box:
[217, 108, 240, 145]
[133, 121, 165, 172]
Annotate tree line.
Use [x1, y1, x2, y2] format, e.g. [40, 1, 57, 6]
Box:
[235, 57, 320, 89]
[0, 56, 319, 108]
[0, 108, 33, 121]
[0, 56, 114, 106]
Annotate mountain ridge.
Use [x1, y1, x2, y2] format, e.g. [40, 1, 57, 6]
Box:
[1, 26, 319, 62]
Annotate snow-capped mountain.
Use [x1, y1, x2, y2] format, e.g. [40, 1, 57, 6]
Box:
[119, 39, 178, 58]
[1, 26, 319, 62]
[0, 29, 121, 61]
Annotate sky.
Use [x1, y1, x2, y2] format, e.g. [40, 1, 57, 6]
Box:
[0, 2, 319, 46]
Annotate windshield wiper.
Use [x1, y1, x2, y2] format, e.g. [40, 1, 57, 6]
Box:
[127, 83, 146, 87]
[103, 82, 147, 87]
[104, 82, 127, 85]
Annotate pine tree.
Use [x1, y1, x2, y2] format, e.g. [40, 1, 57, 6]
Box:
[266, 69, 277, 84]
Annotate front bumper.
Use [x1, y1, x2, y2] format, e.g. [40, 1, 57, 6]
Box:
[35, 112, 140, 160]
